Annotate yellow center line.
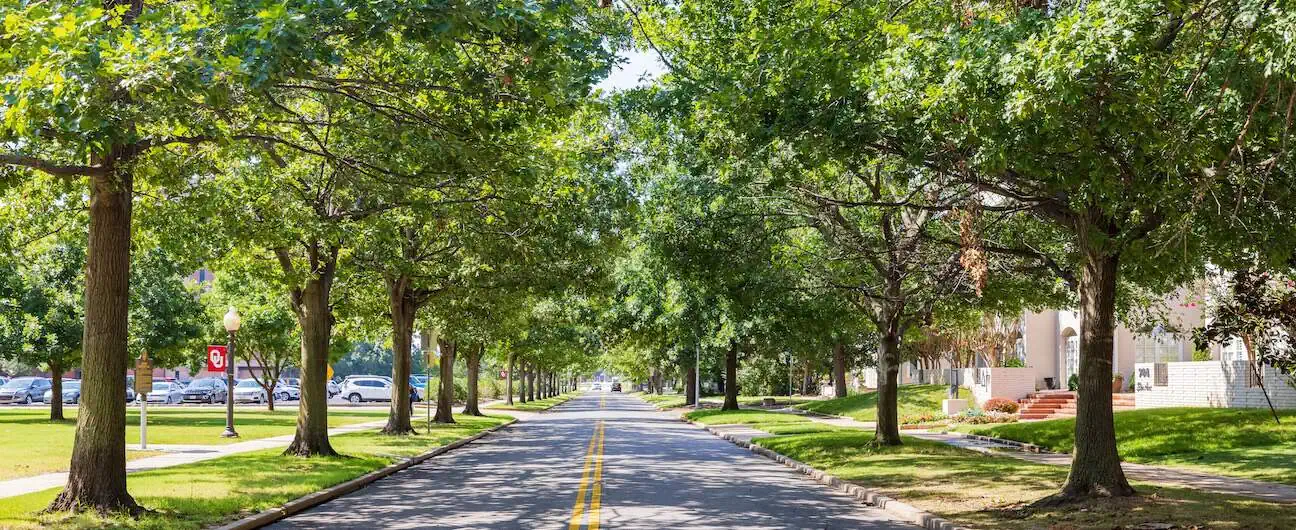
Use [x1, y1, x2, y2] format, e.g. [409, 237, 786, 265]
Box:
[589, 419, 607, 530]
[568, 420, 604, 529]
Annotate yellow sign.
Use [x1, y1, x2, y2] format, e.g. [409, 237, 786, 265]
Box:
[326, 365, 334, 380]
[134, 352, 153, 395]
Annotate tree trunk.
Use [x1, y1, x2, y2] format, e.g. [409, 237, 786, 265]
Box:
[48, 161, 140, 514]
[1056, 249, 1135, 500]
[722, 342, 740, 410]
[527, 366, 536, 402]
[433, 339, 457, 424]
[875, 330, 903, 445]
[463, 344, 483, 416]
[506, 352, 515, 405]
[684, 360, 697, 406]
[382, 278, 417, 435]
[49, 359, 65, 421]
[284, 277, 338, 457]
[833, 343, 848, 398]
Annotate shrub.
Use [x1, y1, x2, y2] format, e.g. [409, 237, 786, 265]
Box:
[900, 412, 948, 425]
[982, 397, 1019, 414]
[1000, 357, 1026, 368]
[1067, 373, 1079, 391]
[1192, 349, 1212, 362]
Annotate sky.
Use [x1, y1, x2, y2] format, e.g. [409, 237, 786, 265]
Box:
[595, 48, 666, 93]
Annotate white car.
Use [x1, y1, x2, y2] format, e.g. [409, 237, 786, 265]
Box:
[232, 379, 268, 404]
[340, 377, 392, 403]
[274, 383, 300, 402]
[146, 382, 185, 404]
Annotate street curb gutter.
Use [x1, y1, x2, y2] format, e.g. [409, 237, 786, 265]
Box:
[690, 420, 968, 530]
[211, 417, 518, 530]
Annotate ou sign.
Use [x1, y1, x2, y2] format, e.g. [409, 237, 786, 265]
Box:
[207, 345, 229, 372]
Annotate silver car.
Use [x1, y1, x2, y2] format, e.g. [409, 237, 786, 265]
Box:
[0, 377, 51, 405]
[43, 380, 82, 404]
[232, 379, 268, 404]
[146, 382, 185, 404]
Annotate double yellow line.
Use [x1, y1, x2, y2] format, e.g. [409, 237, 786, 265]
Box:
[568, 420, 606, 529]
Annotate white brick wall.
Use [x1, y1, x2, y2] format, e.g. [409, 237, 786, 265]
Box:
[1135, 361, 1296, 409]
[962, 367, 1037, 404]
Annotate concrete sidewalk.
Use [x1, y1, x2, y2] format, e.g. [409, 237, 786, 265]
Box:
[777, 410, 1296, 504]
[0, 420, 388, 500]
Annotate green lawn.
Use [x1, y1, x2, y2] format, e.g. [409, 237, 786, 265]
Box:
[0, 407, 389, 480]
[0, 414, 511, 530]
[639, 393, 820, 410]
[957, 407, 1296, 485]
[684, 409, 811, 426]
[486, 392, 579, 412]
[794, 384, 966, 423]
[755, 430, 1293, 529]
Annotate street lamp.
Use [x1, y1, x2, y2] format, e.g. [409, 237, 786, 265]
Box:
[221, 307, 241, 438]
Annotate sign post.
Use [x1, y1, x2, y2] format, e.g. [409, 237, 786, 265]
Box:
[134, 352, 153, 449]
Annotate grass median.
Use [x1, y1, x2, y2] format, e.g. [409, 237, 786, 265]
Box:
[640, 393, 820, 410]
[753, 430, 1292, 529]
[953, 407, 1296, 485]
[0, 407, 389, 480]
[0, 414, 512, 529]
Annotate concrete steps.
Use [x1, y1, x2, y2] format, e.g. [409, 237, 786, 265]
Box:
[1017, 391, 1138, 420]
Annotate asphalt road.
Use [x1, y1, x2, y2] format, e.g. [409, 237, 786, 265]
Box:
[265, 392, 914, 529]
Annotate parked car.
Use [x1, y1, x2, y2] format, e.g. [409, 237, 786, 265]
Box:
[146, 382, 185, 404]
[327, 380, 341, 399]
[0, 376, 8, 386]
[126, 383, 136, 404]
[280, 378, 300, 388]
[182, 378, 228, 404]
[0, 377, 51, 405]
[340, 376, 393, 403]
[274, 381, 300, 402]
[232, 379, 268, 404]
[408, 376, 425, 401]
[591, 383, 602, 391]
[611, 382, 622, 392]
[44, 380, 82, 404]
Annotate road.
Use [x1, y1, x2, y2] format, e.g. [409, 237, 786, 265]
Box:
[266, 392, 913, 529]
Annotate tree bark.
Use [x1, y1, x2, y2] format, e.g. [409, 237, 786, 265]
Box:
[722, 342, 740, 410]
[833, 343, 848, 398]
[382, 276, 417, 435]
[48, 158, 140, 514]
[505, 352, 515, 405]
[1055, 248, 1135, 500]
[433, 339, 457, 424]
[684, 360, 697, 406]
[49, 359, 65, 421]
[463, 344, 483, 416]
[874, 330, 903, 445]
[527, 365, 536, 402]
[283, 274, 338, 457]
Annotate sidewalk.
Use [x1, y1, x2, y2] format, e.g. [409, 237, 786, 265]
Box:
[772, 409, 1296, 504]
[0, 398, 518, 501]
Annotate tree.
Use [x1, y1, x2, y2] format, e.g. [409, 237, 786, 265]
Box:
[203, 266, 299, 411]
[0, 240, 85, 421]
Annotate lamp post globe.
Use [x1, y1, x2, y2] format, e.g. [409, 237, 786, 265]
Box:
[221, 307, 241, 438]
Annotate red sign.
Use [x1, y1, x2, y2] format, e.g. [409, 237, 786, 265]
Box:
[207, 345, 229, 372]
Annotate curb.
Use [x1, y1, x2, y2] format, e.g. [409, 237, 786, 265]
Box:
[689, 420, 968, 530]
[211, 417, 518, 530]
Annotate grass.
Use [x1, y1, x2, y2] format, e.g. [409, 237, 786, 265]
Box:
[955, 407, 1296, 485]
[755, 430, 1294, 529]
[794, 384, 966, 423]
[0, 407, 389, 480]
[486, 392, 579, 412]
[683, 409, 811, 426]
[0, 414, 511, 530]
[638, 392, 821, 410]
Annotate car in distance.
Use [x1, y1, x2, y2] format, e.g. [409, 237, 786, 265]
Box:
[611, 382, 622, 392]
[182, 378, 228, 404]
[0, 377, 51, 405]
[327, 380, 341, 399]
[44, 380, 82, 404]
[232, 379, 268, 404]
[146, 382, 185, 404]
[340, 376, 393, 403]
[590, 383, 602, 391]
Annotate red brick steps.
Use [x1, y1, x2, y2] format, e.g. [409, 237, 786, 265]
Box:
[1017, 391, 1136, 421]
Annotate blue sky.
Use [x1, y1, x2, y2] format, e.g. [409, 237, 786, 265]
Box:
[596, 48, 666, 93]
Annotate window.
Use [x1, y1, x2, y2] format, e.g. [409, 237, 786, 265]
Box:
[1222, 337, 1248, 362]
[1135, 329, 1183, 363]
[1064, 335, 1080, 382]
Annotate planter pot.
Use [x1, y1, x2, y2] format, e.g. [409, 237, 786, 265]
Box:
[1112, 379, 1124, 393]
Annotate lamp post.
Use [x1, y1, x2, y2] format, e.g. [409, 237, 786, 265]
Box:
[221, 307, 241, 438]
